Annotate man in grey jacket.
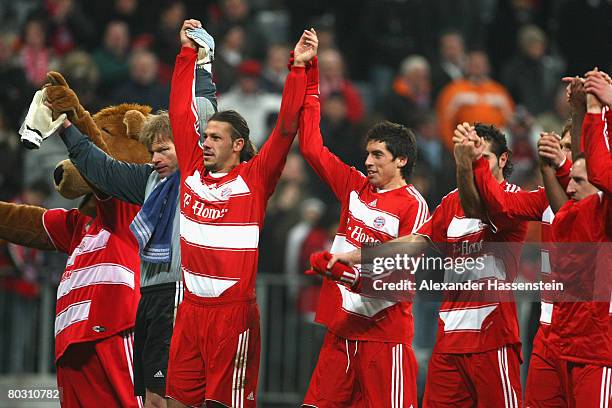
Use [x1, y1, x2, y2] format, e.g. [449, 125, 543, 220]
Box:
[55, 36, 217, 408]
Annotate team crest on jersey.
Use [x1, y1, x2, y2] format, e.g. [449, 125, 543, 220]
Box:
[220, 187, 232, 199]
[373, 216, 386, 229]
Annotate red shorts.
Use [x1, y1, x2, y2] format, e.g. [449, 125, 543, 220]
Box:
[525, 332, 567, 407]
[57, 330, 143, 408]
[166, 298, 260, 408]
[423, 345, 522, 408]
[563, 363, 612, 408]
[303, 331, 418, 408]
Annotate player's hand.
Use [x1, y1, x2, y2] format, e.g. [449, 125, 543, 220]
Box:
[180, 19, 202, 49]
[562, 76, 586, 114]
[326, 249, 360, 270]
[453, 123, 483, 163]
[293, 28, 318, 67]
[307, 251, 359, 287]
[585, 69, 612, 108]
[452, 122, 472, 145]
[537, 132, 563, 168]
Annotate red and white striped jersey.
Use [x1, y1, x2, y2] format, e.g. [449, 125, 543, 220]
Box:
[416, 166, 528, 354]
[471, 156, 572, 350]
[43, 198, 141, 361]
[170, 47, 306, 304]
[299, 92, 429, 343]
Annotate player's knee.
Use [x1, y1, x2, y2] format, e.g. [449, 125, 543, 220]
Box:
[145, 388, 168, 408]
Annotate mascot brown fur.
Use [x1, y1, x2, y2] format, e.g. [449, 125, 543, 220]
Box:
[0, 72, 150, 248]
[0, 72, 151, 407]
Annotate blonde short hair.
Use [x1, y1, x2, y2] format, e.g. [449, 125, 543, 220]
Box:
[139, 110, 172, 149]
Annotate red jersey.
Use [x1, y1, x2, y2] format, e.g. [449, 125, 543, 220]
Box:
[416, 159, 528, 354]
[298, 89, 429, 343]
[42, 198, 141, 361]
[550, 192, 612, 366]
[548, 109, 612, 367]
[472, 155, 572, 348]
[583, 108, 612, 232]
[170, 47, 306, 304]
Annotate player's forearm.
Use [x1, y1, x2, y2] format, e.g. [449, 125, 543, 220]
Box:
[255, 66, 307, 179]
[571, 109, 585, 158]
[271, 65, 307, 140]
[363, 234, 430, 263]
[555, 157, 572, 190]
[582, 112, 612, 193]
[456, 159, 486, 219]
[541, 166, 568, 213]
[170, 47, 199, 160]
[473, 157, 544, 221]
[61, 125, 150, 204]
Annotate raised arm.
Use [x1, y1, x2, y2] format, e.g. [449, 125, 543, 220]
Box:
[563, 76, 587, 158]
[59, 122, 152, 204]
[539, 137, 568, 213]
[583, 70, 612, 194]
[472, 132, 568, 221]
[452, 123, 486, 219]
[472, 156, 547, 221]
[170, 19, 203, 172]
[248, 30, 314, 197]
[297, 43, 364, 200]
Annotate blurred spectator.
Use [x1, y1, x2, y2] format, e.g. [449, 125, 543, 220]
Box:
[298, 206, 339, 275]
[0, 33, 29, 129]
[360, 0, 428, 90]
[109, 48, 169, 111]
[505, 106, 541, 183]
[285, 198, 326, 280]
[436, 50, 514, 151]
[18, 16, 58, 88]
[378, 55, 432, 129]
[217, 59, 281, 147]
[313, 16, 336, 51]
[0, 180, 50, 373]
[558, 0, 612, 76]
[59, 51, 101, 112]
[259, 152, 307, 274]
[501, 25, 563, 115]
[92, 20, 131, 99]
[214, 24, 246, 94]
[260, 43, 290, 94]
[486, 0, 551, 75]
[303, 91, 364, 207]
[0, 108, 23, 201]
[536, 85, 570, 135]
[431, 30, 465, 98]
[91, 0, 150, 41]
[44, 0, 96, 55]
[319, 48, 364, 124]
[152, 0, 186, 82]
[413, 112, 455, 207]
[321, 92, 363, 168]
[211, 0, 268, 61]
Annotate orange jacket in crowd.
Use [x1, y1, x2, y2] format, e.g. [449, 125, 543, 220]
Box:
[436, 78, 514, 151]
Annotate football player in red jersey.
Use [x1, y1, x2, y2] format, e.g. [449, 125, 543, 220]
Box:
[538, 69, 612, 408]
[299, 57, 429, 407]
[166, 20, 317, 408]
[327, 123, 528, 407]
[461, 122, 573, 407]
